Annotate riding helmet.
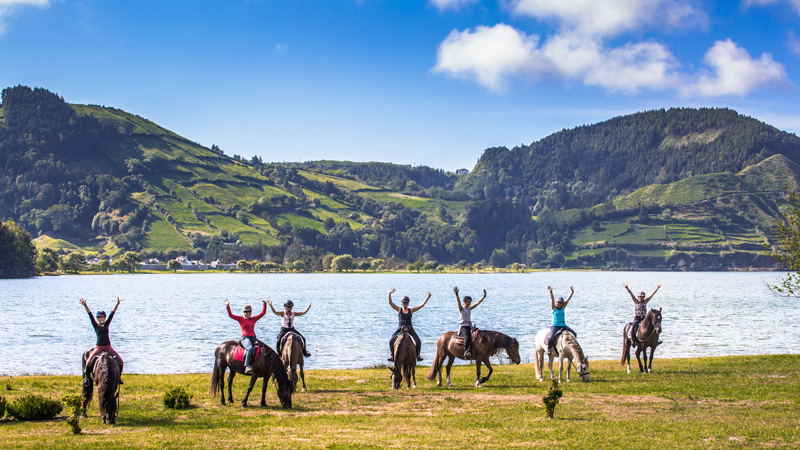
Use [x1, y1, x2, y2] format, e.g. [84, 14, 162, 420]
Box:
[401, 296, 410, 304]
[556, 296, 565, 305]
[95, 310, 106, 318]
[243, 305, 252, 313]
[284, 300, 294, 308]
[638, 291, 646, 297]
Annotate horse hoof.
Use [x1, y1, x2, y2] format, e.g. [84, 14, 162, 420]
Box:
[436, 382, 442, 387]
[302, 388, 307, 393]
[538, 378, 543, 382]
[260, 403, 267, 407]
[413, 385, 417, 389]
[241, 404, 248, 409]
[475, 381, 482, 388]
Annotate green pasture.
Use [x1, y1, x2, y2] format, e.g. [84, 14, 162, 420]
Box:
[32, 235, 121, 257]
[298, 169, 378, 192]
[1, 355, 797, 449]
[140, 209, 193, 252]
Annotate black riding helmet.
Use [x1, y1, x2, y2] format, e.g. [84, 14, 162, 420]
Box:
[401, 296, 410, 304]
[284, 300, 294, 308]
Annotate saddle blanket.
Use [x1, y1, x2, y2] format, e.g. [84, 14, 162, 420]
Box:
[452, 328, 479, 345]
[280, 332, 305, 349]
[233, 341, 261, 362]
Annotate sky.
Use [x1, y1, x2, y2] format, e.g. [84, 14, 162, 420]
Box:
[1, 0, 799, 171]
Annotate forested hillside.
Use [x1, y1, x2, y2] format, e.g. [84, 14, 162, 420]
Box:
[0, 86, 796, 270]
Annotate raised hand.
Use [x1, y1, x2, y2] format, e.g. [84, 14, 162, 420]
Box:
[79, 298, 87, 306]
[483, 289, 487, 296]
[453, 286, 459, 295]
[427, 291, 431, 297]
[389, 288, 396, 294]
[116, 296, 121, 304]
[657, 284, 661, 288]
[261, 298, 267, 304]
[570, 286, 574, 292]
[623, 282, 628, 288]
[223, 299, 229, 306]
[547, 286, 553, 291]
[266, 299, 272, 306]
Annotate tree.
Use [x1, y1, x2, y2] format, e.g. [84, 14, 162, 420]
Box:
[167, 260, 182, 273]
[121, 251, 142, 273]
[290, 260, 307, 272]
[769, 191, 800, 296]
[236, 260, 252, 272]
[36, 248, 60, 274]
[331, 254, 356, 272]
[0, 220, 38, 278]
[60, 253, 85, 273]
[322, 254, 336, 271]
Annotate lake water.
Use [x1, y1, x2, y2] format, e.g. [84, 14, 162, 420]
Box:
[1, 272, 797, 375]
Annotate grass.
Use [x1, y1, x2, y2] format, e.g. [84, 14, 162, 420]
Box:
[141, 209, 193, 251]
[1, 355, 797, 449]
[32, 235, 121, 257]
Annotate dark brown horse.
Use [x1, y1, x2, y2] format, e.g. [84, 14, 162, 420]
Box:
[281, 334, 307, 393]
[426, 330, 521, 387]
[210, 340, 294, 409]
[390, 333, 417, 389]
[620, 307, 662, 374]
[81, 350, 119, 424]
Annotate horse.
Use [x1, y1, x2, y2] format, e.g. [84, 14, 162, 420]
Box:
[81, 350, 120, 424]
[426, 329, 520, 387]
[534, 329, 589, 383]
[281, 333, 307, 393]
[390, 333, 417, 389]
[210, 340, 294, 409]
[620, 307, 662, 374]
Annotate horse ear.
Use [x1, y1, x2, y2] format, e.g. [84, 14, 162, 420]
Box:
[659, 307, 662, 312]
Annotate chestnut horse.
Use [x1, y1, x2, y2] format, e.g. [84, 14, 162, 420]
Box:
[426, 330, 520, 387]
[281, 334, 307, 392]
[81, 350, 119, 424]
[390, 333, 417, 389]
[210, 340, 294, 409]
[620, 307, 662, 374]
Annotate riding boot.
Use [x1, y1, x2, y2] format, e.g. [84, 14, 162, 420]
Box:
[304, 350, 312, 358]
[82, 364, 92, 386]
[417, 354, 423, 361]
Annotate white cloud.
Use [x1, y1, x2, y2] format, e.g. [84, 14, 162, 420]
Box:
[788, 31, 800, 55]
[275, 43, 288, 54]
[433, 24, 542, 92]
[683, 39, 787, 97]
[0, 0, 48, 34]
[512, 0, 707, 37]
[430, 0, 479, 12]
[743, 0, 800, 15]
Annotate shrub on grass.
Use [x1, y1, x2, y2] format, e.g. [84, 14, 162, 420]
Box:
[543, 379, 563, 419]
[7, 394, 63, 421]
[0, 396, 6, 418]
[163, 387, 192, 409]
[61, 394, 86, 434]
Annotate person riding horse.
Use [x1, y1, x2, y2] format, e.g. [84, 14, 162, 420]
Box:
[544, 286, 577, 356]
[80, 297, 124, 385]
[225, 299, 267, 374]
[454, 286, 486, 359]
[268, 299, 311, 358]
[623, 283, 661, 346]
[387, 288, 430, 362]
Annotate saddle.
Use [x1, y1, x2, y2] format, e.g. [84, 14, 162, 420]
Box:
[627, 323, 642, 341]
[85, 352, 120, 382]
[452, 327, 479, 346]
[233, 339, 262, 362]
[280, 331, 305, 349]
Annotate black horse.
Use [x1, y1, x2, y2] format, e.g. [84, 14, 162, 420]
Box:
[82, 350, 120, 424]
[210, 340, 294, 409]
[620, 308, 662, 374]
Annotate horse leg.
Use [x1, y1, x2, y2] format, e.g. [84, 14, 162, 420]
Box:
[479, 358, 493, 385]
[260, 375, 268, 407]
[647, 346, 656, 374]
[445, 355, 455, 387]
[548, 353, 555, 380]
[227, 371, 236, 404]
[299, 360, 307, 392]
[558, 356, 564, 382]
[635, 346, 645, 373]
[411, 366, 417, 389]
[241, 374, 257, 408]
[566, 357, 572, 382]
[535, 349, 543, 382]
[475, 359, 483, 388]
[626, 341, 632, 374]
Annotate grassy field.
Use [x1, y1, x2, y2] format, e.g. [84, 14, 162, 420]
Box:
[1, 355, 797, 449]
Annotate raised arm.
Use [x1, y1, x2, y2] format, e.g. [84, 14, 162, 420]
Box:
[295, 303, 311, 316]
[548, 286, 555, 311]
[563, 286, 575, 307]
[266, 299, 283, 316]
[410, 292, 431, 313]
[646, 285, 661, 303]
[454, 286, 463, 312]
[388, 288, 400, 312]
[112, 297, 120, 313]
[79, 298, 92, 315]
[224, 299, 239, 320]
[252, 300, 268, 320]
[623, 283, 638, 303]
[469, 289, 487, 310]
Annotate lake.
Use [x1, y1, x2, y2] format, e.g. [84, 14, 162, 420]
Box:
[1, 272, 797, 375]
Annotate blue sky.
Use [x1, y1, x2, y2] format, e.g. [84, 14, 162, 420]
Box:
[1, 0, 799, 170]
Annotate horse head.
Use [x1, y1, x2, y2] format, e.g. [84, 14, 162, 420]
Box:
[578, 356, 590, 382]
[506, 338, 521, 365]
[277, 380, 293, 409]
[389, 367, 401, 390]
[651, 307, 663, 334]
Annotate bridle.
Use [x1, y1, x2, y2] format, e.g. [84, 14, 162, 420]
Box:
[638, 313, 662, 343]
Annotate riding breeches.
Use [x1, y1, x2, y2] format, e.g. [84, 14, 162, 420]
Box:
[85, 345, 124, 375]
[277, 327, 307, 354]
[240, 336, 257, 367]
[631, 316, 644, 341]
[460, 325, 473, 354]
[547, 326, 577, 349]
[390, 326, 421, 357]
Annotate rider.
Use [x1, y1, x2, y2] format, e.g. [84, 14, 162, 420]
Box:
[545, 286, 575, 356]
[225, 299, 267, 374]
[454, 286, 486, 359]
[387, 288, 431, 362]
[268, 299, 312, 358]
[623, 283, 661, 345]
[80, 297, 124, 385]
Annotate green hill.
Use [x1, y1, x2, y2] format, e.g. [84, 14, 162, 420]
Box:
[1, 86, 797, 270]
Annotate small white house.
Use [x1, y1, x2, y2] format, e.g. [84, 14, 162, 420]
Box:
[456, 168, 469, 176]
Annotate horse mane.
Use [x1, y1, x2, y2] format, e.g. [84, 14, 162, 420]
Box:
[480, 330, 515, 356]
[96, 353, 118, 419]
[563, 332, 586, 361]
[261, 343, 295, 395]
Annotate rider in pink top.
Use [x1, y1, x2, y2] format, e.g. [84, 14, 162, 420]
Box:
[224, 299, 267, 373]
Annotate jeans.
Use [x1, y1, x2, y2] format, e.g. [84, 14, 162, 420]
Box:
[547, 326, 577, 349]
[460, 325, 473, 355]
[631, 316, 644, 342]
[390, 326, 421, 358]
[241, 336, 257, 367]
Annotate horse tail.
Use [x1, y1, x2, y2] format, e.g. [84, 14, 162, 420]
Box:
[96, 353, 118, 421]
[425, 337, 444, 381]
[619, 325, 629, 366]
[210, 345, 223, 397]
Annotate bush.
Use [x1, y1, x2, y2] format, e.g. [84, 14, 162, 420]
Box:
[163, 387, 192, 409]
[61, 394, 85, 434]
[543, 379, 563, 419]
[0, 396, 6, 418]
[7, 394, 63, 420]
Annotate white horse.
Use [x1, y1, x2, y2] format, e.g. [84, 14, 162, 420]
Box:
[534, 328, 589, 382]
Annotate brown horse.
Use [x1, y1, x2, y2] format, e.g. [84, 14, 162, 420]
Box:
[210, 340, 294, 409]
[620, 307, 662, 374]
[81, 350, 120, 424]
[426, 329, 521, 387]
[390, 333, 417, 389]
[281, 334, 307, 393]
